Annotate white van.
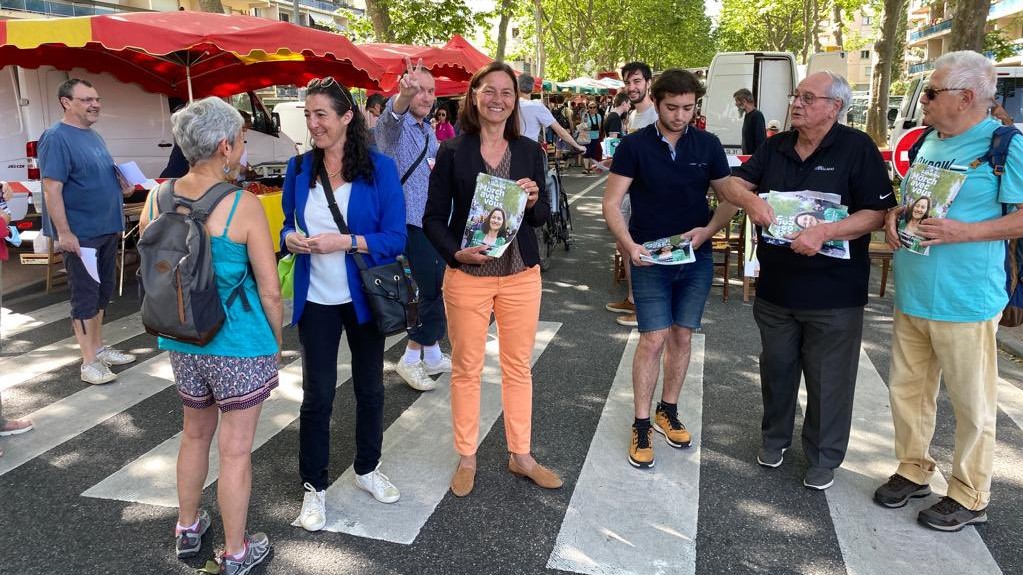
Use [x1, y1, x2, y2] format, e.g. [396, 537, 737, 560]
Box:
[273, 100, 311, 154]
[889, 66, 1023, 151]
[0, 65, 299, 188]
[703, 51, 848, 155]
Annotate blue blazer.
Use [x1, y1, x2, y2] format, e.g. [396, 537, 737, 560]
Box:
[280, 150, 407, 326]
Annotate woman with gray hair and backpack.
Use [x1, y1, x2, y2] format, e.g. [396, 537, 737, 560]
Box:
[138, 96, 281, 574]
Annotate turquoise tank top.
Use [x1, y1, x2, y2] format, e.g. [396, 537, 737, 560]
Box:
[158, 191, 278, 357]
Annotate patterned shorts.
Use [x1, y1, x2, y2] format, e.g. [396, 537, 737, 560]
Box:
[169, 352, 279, 412]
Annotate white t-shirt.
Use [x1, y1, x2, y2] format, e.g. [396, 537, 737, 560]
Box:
[627, 103, 658, 133]
[518, 98, 557, 142]
[304, 181, 353, 305]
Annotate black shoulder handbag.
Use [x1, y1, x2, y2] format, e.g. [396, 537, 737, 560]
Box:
[317, 166, 422, 336]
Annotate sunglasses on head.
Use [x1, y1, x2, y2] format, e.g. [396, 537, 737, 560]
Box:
[307, 76, 356, 109]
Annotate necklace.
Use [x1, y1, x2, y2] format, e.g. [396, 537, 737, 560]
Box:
[326, 164, 342, 179]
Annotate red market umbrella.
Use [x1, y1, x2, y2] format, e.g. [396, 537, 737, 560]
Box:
[359, 42, 479, 91]
[443, 34, 492, 72]
[0, 12, 385, 99]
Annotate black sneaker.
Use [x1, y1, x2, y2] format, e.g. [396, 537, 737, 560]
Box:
[803, 467, 835, 491]
[756, 446, 787, 468]
[175, 508, 211, 558]
[917, 496, 988, 532]
[874, 474, 932, 508]
[220, 532, 271, 575]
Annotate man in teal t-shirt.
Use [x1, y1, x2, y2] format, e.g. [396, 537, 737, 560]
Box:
[38, 78, 136, 386]
[876, 51, 1023, 532]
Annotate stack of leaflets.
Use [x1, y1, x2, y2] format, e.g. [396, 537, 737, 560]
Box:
[760, 190, 850, 259]
[461, 173, 527, 258]
[897, 163, 965, 255]
[639, 234, 696, 265]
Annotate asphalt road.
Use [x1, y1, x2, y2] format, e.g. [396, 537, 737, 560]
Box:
[2, 171, 1022, 575]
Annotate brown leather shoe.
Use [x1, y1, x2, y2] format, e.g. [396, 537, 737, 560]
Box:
[508, 457, 563, 489]
[450, 465, 476, 497]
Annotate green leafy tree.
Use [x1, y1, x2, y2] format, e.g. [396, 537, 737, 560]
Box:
[511, 0, 714, 80]
[348, 0, 485, 45]
[986, 27, 1019, 62]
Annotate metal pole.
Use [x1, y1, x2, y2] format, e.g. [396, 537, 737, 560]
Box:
[293, 0, 300, 25]
[186, 65, 194, 102]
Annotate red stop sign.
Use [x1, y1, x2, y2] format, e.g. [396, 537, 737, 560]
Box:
[892, 126, 929, 178]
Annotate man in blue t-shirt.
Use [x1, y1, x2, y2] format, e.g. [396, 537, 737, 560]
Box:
[39, 78, 136, 386]
[603, 69, 738, 469]
[875, 51, 1023, 532]
[719, 72, 894, 492]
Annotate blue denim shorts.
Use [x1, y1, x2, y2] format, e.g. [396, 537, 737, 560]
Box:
[631, 249, 713, 332]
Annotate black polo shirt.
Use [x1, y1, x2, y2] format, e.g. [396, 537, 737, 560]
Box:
[612, 124, 731, 247]
[734, 123, 895, 309]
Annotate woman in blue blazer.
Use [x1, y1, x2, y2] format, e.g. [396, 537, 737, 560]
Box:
[279, 77, 407, 532]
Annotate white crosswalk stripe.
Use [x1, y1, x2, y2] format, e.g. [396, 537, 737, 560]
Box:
[316, 321, 561, 544]
[548, 331, 704, 575]
[0, 350, 176, 476]
[1, 300, 70, 339]
[0, 311, 145, 392]
[81, 333, 407, 506]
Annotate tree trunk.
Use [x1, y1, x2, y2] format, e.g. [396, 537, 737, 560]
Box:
[812, 0, 822, 54]
[949, 0, 989, 52]
[364, 0, 394, 43]
[495, 0, 515, 61]
[534, 0, 545, 77]
[866, 0, 906, 146]
[833, 4, 844, 48]
[197, 0, 225, 13]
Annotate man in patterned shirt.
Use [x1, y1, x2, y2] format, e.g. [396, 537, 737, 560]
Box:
[376, 58, 451, 392]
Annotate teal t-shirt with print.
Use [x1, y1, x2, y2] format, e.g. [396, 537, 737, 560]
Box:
[894, 117, 1023, 322]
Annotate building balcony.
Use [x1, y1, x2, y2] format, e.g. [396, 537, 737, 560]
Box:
[989, 0, 1023, 21]
[908, 18, 952, 44]
[0, 0, 152, 17]
[268, 0, 356, 15]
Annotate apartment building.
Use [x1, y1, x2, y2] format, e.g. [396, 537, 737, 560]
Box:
[906, 0, 1023, 74]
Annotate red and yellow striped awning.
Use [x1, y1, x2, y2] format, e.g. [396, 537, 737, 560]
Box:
[0, 12, 385, 98]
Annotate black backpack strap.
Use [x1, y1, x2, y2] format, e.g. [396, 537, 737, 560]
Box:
[401, 128, 430, 185]
[906, 126, 936, 165]
[973, 125, 1022, 176]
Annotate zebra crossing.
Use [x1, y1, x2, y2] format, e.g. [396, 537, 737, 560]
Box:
[2, 281, 1023, 574]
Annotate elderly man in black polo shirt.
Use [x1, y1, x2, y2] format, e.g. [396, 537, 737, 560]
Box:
[718, 72, 895, 490]
[603, 69, 738, 470]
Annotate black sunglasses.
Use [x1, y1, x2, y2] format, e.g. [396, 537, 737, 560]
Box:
[922, 86, 966, 100]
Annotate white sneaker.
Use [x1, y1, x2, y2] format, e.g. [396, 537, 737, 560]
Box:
[81, 360, 116, 385]
[96, 347, 136, 366]
[395, 360, 435, 391]
[423, 353, 452, 375]
[355, 467, 401, 504]
[297, 482, 326, 532]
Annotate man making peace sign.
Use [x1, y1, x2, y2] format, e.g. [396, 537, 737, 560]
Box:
[375, 58, 450, 392]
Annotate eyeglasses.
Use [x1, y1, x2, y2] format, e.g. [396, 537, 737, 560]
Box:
[307, 76, 356, 109]
[476, 88, 516, 101]
[922, 86, 966, 100]
[69, 97, 102, 104]
[787, 92, 838, 106]
[587, 106, 597, 109]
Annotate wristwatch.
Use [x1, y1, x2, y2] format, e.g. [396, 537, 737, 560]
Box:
[347, 234, 359, 254]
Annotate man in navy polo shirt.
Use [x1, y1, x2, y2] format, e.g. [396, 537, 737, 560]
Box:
[603, 69, 738, 469]
[719, 72, 894, 490]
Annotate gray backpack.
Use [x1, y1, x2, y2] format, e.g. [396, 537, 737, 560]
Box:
[137, 180, 241, 345]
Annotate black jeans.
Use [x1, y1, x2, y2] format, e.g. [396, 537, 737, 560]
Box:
[406, 225, 447, 346]
[298, 302, 385, 488]
[753, 298, 864, 469]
